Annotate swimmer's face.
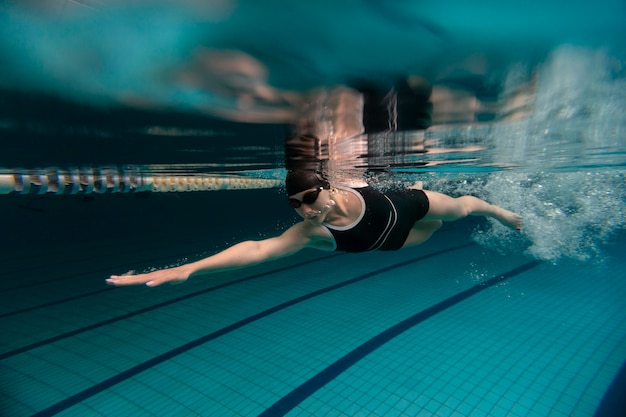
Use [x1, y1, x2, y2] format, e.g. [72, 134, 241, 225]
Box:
[288, 187, 327, 221]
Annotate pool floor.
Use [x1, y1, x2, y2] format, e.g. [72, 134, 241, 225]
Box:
[1, 226, 626, 416]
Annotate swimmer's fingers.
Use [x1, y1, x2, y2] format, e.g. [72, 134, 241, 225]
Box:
[106, 268, 188, 287]
[106, 272, 154, 287]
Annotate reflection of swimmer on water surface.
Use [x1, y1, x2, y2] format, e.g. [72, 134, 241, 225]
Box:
[284, 77, 487, 172]
[106, 76, 522, 287]
[107, 169, 522, 287]
[174, 48, 534, 126]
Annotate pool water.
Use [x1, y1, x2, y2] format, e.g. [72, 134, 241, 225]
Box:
[1, 190, 625, 416]
[1, 1, 626, 416]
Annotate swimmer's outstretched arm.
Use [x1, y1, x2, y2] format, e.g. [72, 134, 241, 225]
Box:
[106, 222, 324, 287]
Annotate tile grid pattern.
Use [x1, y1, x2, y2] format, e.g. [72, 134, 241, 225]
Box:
[292, 259, 626, 417]
[1, 235, 625, 416]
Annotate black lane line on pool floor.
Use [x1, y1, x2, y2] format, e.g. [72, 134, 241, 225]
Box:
[31, 244, 473, 416]
[0, 250, 209, 293]
[258, 260, 542, 417]
[594, 360, 626, 417]
[0, 247, 334, 315]
[0, 236, 228, 292]
[0, 252, 342, 320]
[0, 287, 116, 320]
[0, 253, 346, 359]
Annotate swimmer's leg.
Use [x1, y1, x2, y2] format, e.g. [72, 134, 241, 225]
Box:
[422, 190, 522, 231]
[402, 220, 443, 247]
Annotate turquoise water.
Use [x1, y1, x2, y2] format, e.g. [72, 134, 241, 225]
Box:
[2, 216, 625, 416]
[1, 1, 626, 416]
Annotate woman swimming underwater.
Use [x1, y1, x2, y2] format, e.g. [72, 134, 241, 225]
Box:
[106, 170, 521, 287]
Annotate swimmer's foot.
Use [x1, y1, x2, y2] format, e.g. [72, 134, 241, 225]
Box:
[496, 208, 523, 231]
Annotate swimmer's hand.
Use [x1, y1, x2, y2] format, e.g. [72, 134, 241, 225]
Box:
[106, 266, 190, 287]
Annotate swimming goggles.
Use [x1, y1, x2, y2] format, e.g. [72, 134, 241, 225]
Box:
[288, 186, 323, 208]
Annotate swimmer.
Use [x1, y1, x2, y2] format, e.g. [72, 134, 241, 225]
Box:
[106, 170, 522, 287]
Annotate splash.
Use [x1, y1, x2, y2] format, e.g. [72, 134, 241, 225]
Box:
[405, 45, 626, 262]
[473, 47, 626, 261]
[489, 46, 626, 171]
[380, 169, 625, 264]
[428, 171, 626, 262]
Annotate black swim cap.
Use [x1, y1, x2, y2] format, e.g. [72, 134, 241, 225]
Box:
[285, 170, 330, 196]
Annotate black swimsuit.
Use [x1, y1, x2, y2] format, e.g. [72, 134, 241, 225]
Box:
[321, 186, 429, 252]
